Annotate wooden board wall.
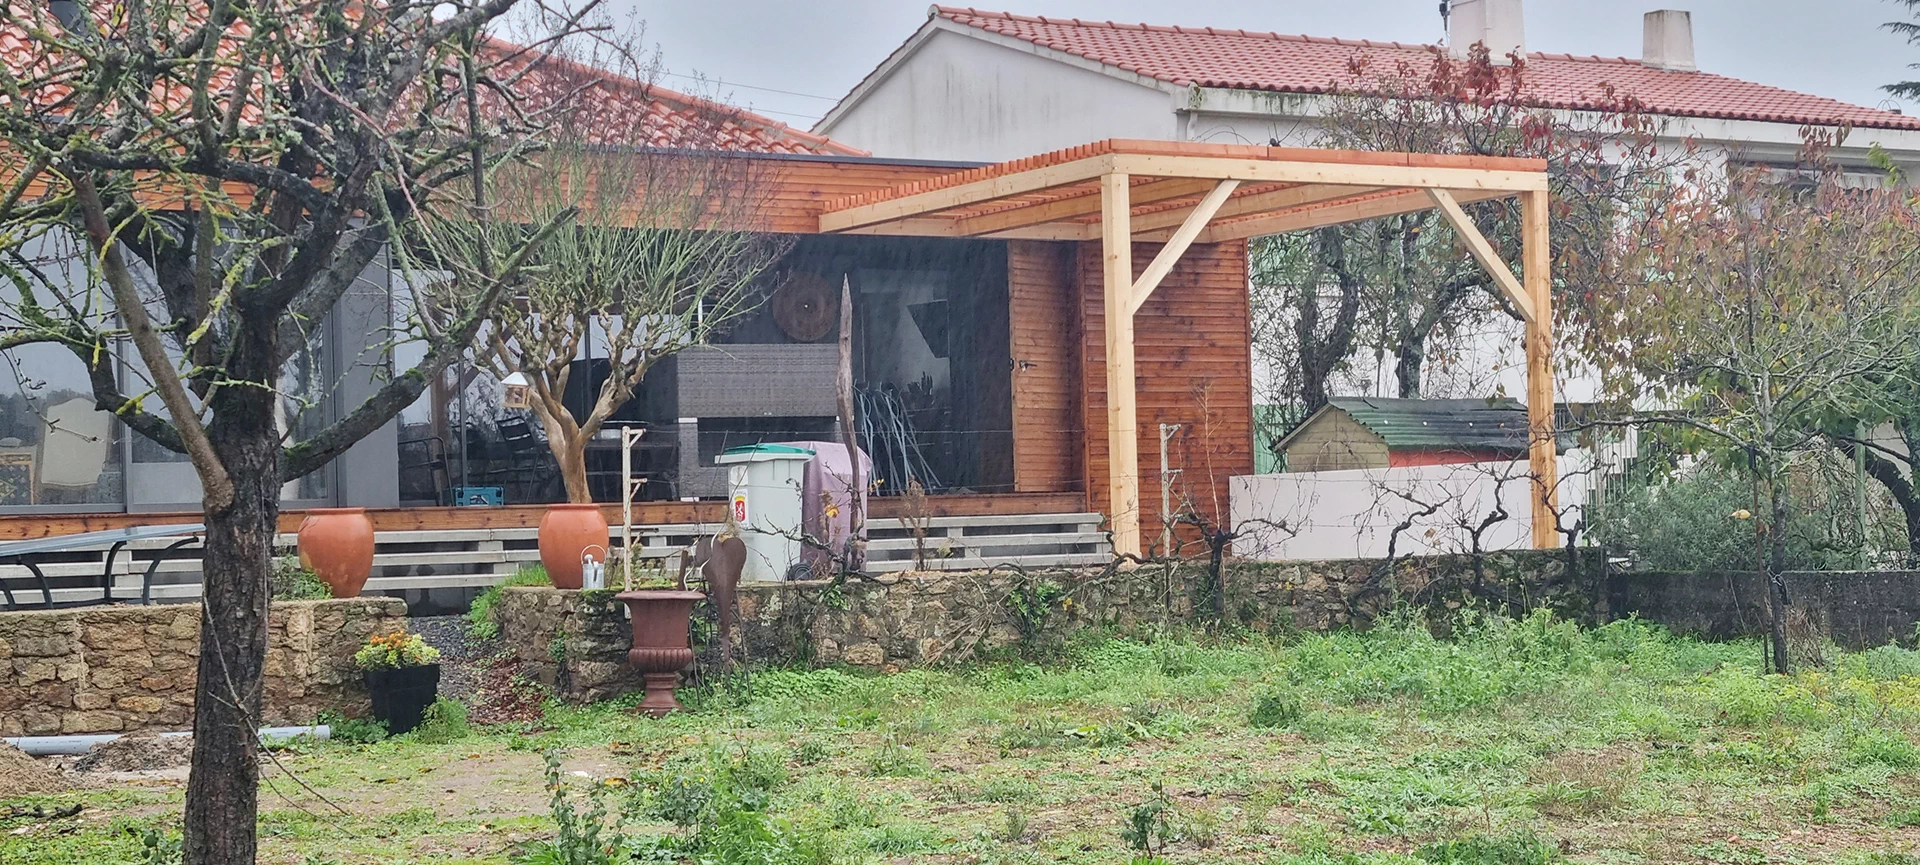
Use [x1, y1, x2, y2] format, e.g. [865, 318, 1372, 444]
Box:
[756, 159, 957, 234]
[1007, 241, 1084, 493]
[1075, 240, 1254, 550]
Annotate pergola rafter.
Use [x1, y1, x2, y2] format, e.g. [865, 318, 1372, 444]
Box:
[818, 139, 1557, 557]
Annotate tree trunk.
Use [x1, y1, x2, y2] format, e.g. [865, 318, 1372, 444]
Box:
[553, 432, 592, 504]
[1765, 473, 1792, 675]
[183, 329, 279, 865]
[1394, 345, 1425, 399]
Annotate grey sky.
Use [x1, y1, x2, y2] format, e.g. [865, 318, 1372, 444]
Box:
[620, 0, 1920, 131]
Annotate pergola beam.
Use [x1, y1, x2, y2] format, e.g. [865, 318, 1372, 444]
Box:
[1425, 188, 1535, 325]
[1109, 153, 1550, 193]
[953, 177, 1219, 236]
[819, 154, 1112, 232]
[1130, 182, 1382, 237]
[1199, 187, 1512, 243]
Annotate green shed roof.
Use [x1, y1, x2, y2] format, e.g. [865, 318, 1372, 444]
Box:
[1276, 397, 1566, 454]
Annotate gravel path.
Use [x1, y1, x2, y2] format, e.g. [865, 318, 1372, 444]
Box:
[412, 615, 500, 703]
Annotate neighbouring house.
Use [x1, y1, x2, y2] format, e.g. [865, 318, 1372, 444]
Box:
[816, 3, 1920, 173]
[1273, 397, 1570, 472]
[811, 0, 1920, 501]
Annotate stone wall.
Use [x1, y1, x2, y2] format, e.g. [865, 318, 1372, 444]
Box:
[496, 551, 1595, 701]
[495, 588, 641, 703]
[1613, 570, 1920, 650]
[0, 598, 406, 736]
[739, 551, 1601, 668]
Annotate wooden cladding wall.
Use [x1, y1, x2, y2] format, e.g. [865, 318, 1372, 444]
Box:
[1075, 240, 1254, 549]
[758, 159, 957, 234]
[1008, 242, 1084, 493]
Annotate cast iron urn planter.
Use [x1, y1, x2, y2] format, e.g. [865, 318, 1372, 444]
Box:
[615, 590, 705, 716]
[364, 663, 440, 735]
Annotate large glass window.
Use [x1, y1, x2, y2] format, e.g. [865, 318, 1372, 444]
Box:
[0, 233, 125, 510]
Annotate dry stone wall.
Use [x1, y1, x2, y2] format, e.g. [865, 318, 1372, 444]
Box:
[495, 551, 1596, 703]
[0, 598, 406, 736]
[495, 588, 640, 703]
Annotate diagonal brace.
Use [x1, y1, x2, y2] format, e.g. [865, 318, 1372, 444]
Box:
[1425, 188, 1535, 324]
[1127, 179, 1239, 315]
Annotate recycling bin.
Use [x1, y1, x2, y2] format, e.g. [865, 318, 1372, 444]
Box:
[715, 444, 814, 582]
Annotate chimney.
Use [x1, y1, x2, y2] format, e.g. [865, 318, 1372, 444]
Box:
[1447, 0, 1526, 65]
[1642, 10, 1696, 72]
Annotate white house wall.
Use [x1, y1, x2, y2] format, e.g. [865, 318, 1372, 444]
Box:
[818, 30, 1175, 162]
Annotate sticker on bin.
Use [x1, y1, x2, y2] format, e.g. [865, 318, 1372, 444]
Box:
[731, 494, 749, 524]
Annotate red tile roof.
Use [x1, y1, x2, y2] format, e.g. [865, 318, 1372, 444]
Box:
[932, 7, 1920, 132]
[499, 43, 867, 156]
[0, 10, 864, 158]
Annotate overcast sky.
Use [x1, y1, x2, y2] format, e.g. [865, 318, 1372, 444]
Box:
[617, 0, 1920, 131]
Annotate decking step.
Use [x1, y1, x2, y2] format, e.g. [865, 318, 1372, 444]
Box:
[865, 531, 1109, 556]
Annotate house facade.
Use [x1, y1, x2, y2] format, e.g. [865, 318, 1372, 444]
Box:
[817, 4, 1920, 172]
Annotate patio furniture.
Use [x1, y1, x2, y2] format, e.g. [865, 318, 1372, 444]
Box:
[0, 523, 203, 610]
[37, 397, 111, 497]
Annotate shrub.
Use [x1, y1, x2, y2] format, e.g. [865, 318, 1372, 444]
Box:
[1250, 688, 1305, 729]
[1120, 781, 1175, 858]
[513, 752, 627, 865]
[1849, 729, 1920, 768]
[468, 565, 551, 640]
[316, 710, 388, 745]
[1860, 644, 1920, 681]
[1416, 830, 1563, 864]
[269, 556, 331, 601]
[412, 697, 470, 744]
[630, 747, 826, 865]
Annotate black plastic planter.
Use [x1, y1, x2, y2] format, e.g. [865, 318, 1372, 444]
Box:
[364, 664, 440, 735]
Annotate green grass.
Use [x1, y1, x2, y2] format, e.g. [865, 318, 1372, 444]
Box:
[467, 563, 552, 639]
[12, 609, 1920, 863]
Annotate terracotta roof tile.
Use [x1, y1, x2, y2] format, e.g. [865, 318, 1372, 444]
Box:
[933, 6, 1920, 132]
[0, 8, 864, 158]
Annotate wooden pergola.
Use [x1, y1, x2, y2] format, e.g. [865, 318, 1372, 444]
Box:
[816, 140, 1556, 556]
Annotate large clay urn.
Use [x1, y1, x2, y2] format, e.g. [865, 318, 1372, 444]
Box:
[297, 507, 375, 598]
[538, 504, 609, 590]
[615, 590, 705, 716]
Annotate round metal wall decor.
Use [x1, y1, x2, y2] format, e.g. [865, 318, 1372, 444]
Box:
[772, 273, 837, 342]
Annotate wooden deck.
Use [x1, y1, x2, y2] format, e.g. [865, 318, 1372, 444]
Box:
[0, 492, 1088, 541]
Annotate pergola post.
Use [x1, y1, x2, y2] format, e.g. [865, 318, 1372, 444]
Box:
[1100, 172, 1142, 557]
[1522, 189, 1557, 549]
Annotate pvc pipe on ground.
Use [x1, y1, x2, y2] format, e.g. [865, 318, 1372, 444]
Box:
[5, 725, 329, 756]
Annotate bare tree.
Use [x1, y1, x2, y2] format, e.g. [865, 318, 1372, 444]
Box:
[426, 60, 789, 502]
[1250, 44, 1679, 414]
[0, 3, 606, 861]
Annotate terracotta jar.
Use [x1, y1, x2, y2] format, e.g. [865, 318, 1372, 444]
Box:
[615, 589, 706, 716]
[539, 503, 609, 590]
[297, 507, 375, 598]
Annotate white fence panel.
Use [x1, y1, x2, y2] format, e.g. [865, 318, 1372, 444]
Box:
[1229, 452, 1595, 562]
